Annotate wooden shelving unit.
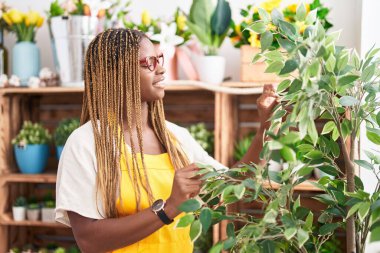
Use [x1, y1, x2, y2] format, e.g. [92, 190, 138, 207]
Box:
[0, 81, 323, 251]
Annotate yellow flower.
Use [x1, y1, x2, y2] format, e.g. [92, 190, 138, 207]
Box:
[230, 36, 240, 45]
[235, 24, 241, 35]
[287, 3, 298, 13]
[176, 14, 186, 31]
[141, 10, 151, 26]
[260, 0, 282, 13]
[2, 13, 12, 25]
[7, 9, 24, 24]
[266, 23, 276, 31]
[248, 31, 261, 48]
[296, 21, 308, 34]
[306, 4, 310, 13]
[36, 16, 44, 27]
[27, 11, 40, 26]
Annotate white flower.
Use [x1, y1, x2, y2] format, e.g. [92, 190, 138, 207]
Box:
[61, 0, 77, 14]
[28, 77, 41, 88]
[39, 67, 54, 79]
[9, 75, 20, 87]
[150, 23, 184, 47]
[0, 74, 8, 87]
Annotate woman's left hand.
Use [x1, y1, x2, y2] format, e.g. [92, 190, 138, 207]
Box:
[256, 84, 279, 131]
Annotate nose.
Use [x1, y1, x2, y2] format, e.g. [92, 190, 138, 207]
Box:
[155, 63, 166, 75]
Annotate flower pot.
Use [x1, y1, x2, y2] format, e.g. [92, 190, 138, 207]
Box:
[27, 208, 40, 221]
[12, 206, 26, 221]
[191, 55, 226, 85]
[240, 45, 281, 83]
[12, 41, 40, 85]
[56, 145, 64, 160]
[49, 16, 105, 86]
[314, 168, 335, 180]
[14, 144, 49, 174]
[41, 207, 55, 222]
[155, 44, 178, 81]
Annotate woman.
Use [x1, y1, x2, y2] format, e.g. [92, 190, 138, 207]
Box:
[55, 28, 278, 253]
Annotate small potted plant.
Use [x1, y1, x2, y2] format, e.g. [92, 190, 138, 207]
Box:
[53, 118, 80, 160]
[187, 123, 214, 156]
[26, 198, 40, 221]
[12, 196, 26, 221]
[41, 197, 55, 223]
[187, 0, 232, 85]
[12, 121, 51, 174]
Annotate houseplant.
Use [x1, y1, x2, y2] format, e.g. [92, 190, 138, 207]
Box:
[187, 123, 214, 156]
[42, 200, 56, 223]
[54, 118, 80, 160]
[177, 5, 380, 253]
[3, 9, 44, 85]
[12, 196, 27, 221]
[12, 121, 51, 174]
[186, 0, 232, 84]
[26, 202, 40, 221]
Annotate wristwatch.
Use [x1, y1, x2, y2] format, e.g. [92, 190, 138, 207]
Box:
[151, 199, 174, 225]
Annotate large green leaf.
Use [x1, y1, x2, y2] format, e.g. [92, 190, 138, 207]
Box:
[188, 0, 213, 40]
[280, 59, 298, 75]
[190, 220, 202, 243]
[247, 21, 266, 34]
[211, 0, 231, 35]
[200, 208, 212, 233]
[260, 31, 273, 51]
[178, 199, 201, 212]
[271, 8, 284, 26]
[339, 96, 359, 106]
[186, 21, 211, 46]
[176, 214, 195, 228]
[278, 20, 297, 40]
[319, 223, 340, 235]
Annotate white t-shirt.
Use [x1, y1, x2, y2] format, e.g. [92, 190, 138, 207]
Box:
[55, 121, 227, 227]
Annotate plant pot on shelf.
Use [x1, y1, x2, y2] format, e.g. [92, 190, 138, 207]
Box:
[14, 144, 49, 174]
[41, 207, 55, 222]
[12, 41, 40, 86]
[56, 145, 64, 160]
[191, 54, 226, 85]
[12, 206, 26, 221]
[240, 45, 281, 83]
[26, 205, 40, 221]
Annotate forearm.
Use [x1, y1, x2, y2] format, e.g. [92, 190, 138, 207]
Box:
[233, 127, 266, 168]
[72, 202, 180, 252]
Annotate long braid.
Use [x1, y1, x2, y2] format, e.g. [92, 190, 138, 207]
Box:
[81, 28, 191, 218]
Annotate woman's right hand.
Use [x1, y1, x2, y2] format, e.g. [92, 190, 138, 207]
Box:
[166, 163, 203, 217]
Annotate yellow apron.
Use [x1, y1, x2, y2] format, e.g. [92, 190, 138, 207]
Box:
[112, 147, 193, 253]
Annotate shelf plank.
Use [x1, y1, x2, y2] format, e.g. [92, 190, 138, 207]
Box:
[262, 179, 322, 192]
[0, 213, 66, 228]
[0, 81, 269, 95]
[0, 172, 322, 191]
[0, 172, 56, 184]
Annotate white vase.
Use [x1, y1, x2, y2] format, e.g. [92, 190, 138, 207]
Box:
[42, 207, 55, 222]
[12, 206, 26, 221]
[27, 209, 40, 221]
[191, 55, 226, 85]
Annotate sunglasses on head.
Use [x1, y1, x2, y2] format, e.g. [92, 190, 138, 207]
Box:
[139, 53, 164, 72]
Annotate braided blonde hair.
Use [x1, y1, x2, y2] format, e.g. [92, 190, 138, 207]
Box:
[81, 28, 190, 218]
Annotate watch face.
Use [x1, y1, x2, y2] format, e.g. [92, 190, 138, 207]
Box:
[152, 199, 164, 212]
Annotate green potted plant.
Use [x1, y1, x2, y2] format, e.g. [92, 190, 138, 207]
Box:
[26, 202, 40, 221]
[42, 193, 56, 223]
[54, 118, 80, 160]
[187, 0, 231, 85]
[12, 121, 51, 174]
[177, 4, 380, 253]
[187, 123, 214, 156]
[12, 196, 26, 221]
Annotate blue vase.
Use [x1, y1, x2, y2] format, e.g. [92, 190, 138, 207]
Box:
[12, 41, 40, 86]
[56, 145, 64, 161]
[14, 144, 49, 174]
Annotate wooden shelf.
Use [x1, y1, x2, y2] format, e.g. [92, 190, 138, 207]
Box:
[0, 213, 66, 228]
[262, 179, 322, 192]
[0, 81, 268, 95]
[0, 172, 57, 184]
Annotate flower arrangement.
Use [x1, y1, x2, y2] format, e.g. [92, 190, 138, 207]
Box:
[0, 2, 11, 31]
[48, 0, 109, 18]
[123, 9, 161, 37]
[2, 9, 44, 42]
[229, 0, 332, 48]
[12, 121, 51, 147]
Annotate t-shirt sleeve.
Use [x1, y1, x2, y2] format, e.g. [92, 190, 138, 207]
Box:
[55, 128, 104, 227]
[182, 128, 228, 172]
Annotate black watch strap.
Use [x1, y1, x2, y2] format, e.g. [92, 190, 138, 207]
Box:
[157, 209, 174, 225]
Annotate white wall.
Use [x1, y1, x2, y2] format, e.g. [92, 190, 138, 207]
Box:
[5, 0, 362, 80]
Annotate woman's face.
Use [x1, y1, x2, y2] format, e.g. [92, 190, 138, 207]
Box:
[139, 37, 166, 102]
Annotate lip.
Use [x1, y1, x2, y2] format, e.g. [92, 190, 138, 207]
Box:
[153, 76, 165, 85]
